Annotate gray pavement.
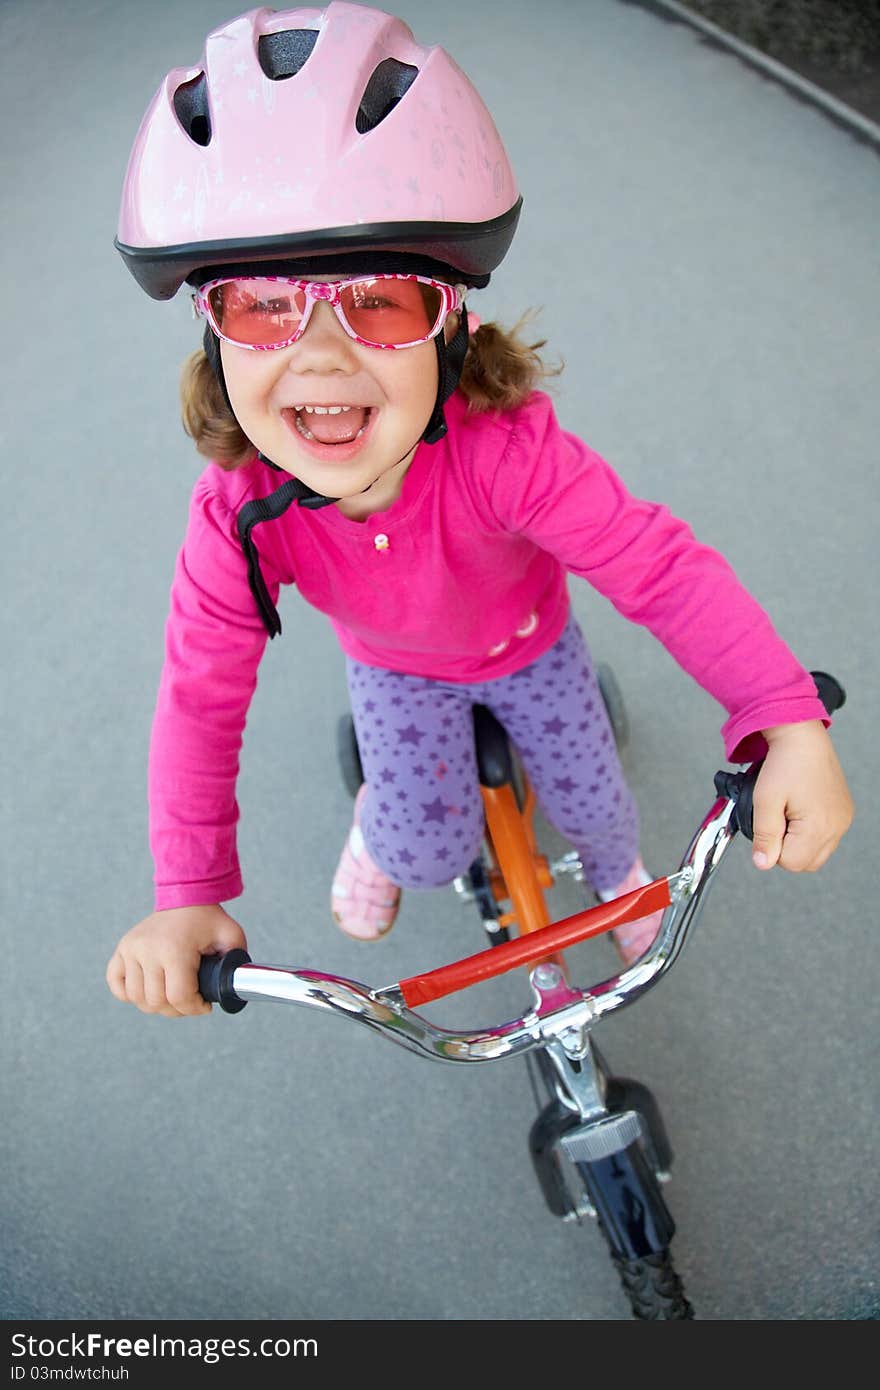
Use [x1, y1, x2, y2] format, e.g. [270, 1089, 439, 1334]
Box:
[2, 0, 878, 1323]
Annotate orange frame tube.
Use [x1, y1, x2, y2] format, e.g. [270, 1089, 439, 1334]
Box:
[480, 782, 551, 937]
[399, 765, 671, 1008]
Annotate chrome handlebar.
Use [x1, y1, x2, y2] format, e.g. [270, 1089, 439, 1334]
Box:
[201, 791, 740, 1065]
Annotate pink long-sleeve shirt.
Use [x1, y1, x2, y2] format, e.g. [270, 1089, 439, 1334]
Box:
[149, 389, 827, 908]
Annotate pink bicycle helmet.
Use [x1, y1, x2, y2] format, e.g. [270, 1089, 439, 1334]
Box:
[116, 2, 522, 299]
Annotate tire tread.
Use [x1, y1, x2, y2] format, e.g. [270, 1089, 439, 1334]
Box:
[612, 1249, 694, 1320]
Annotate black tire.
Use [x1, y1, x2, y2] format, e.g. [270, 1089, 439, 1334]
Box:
[596, 661, 629, 752]
[336, 714, 364, 798]
[612, 1249, 694, 1320]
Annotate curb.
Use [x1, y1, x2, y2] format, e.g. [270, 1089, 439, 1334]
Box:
[628, 0, 880, 152]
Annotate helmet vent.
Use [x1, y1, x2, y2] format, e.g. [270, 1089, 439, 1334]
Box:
[173, 73, 211, 146]
[258, 29, 319, 80]
[356, 58, 418, 134]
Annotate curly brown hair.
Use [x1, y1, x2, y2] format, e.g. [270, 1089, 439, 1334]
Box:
[179, 314, 561, 469]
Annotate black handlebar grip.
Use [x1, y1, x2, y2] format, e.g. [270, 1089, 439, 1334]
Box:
[713, 764, 759, 838]
[713, 670, 846, 840]
[810, 671, 846, 716]
[198, 948, 252, 1013]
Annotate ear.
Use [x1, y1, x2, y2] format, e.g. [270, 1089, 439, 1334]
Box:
[443, 311, 460, 343]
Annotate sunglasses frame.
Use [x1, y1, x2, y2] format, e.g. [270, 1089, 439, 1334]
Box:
[192, 273, 465, 351]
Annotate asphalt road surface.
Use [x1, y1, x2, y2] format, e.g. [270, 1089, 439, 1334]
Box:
[2, 0, 877, 1324]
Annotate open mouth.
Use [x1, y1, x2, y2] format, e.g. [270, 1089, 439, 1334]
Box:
[289, 403, 372, 445]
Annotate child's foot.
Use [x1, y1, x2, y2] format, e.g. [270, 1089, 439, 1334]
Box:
[331, 785, 400, 941]
[598, 857, 665, 967]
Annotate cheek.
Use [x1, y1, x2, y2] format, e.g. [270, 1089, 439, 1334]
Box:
[386, 342, 438, 414]
[219, 343, 277, 429]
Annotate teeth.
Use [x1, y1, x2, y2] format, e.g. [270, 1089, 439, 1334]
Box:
[295, 404, 353, 415]
[292, 412, 370, 443]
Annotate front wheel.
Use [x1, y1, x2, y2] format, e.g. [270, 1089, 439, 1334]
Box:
[336, 714, 364, 799]
[596, 662, 629, 752]
[612, 1249, 693, 1320]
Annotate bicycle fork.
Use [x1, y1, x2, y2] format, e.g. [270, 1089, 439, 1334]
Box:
[527, 963, 676, 1260]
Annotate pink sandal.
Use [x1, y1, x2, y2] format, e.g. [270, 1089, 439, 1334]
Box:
[598, 858, 665, 967]
[331, 786, 401, 941]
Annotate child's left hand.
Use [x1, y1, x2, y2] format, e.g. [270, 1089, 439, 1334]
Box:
[751, 721, 853, 872]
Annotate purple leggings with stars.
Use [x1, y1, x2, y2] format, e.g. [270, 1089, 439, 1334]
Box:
[347, 614, 640, 894]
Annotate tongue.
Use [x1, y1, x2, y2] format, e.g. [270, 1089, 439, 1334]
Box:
[305, 407, 368, 444]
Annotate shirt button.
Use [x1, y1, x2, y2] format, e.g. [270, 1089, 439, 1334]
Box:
[374, 533, 390, 551]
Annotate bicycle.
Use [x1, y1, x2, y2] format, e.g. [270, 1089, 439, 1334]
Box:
[198, 668, 845, 1320]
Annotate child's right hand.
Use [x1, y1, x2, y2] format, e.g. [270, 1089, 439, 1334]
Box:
[106, 904, 247, 1018]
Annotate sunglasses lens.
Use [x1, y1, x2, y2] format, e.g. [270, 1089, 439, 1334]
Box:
[206, 279, 307, 346]
[340, 277, 444, 345]
[204, 276, 449, 348]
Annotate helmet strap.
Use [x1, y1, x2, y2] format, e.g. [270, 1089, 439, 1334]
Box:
[422, 301, 469, 445]
[202, 324, 234, 414]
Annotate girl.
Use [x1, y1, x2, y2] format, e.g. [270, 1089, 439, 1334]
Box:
[106, 2, 852, 1017]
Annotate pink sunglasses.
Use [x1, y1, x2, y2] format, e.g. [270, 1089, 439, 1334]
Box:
[193, 273, 465, 351]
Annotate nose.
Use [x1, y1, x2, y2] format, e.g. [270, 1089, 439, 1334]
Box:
[288, 299, 357, 371]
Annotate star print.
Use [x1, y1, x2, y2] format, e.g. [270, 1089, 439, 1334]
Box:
[421, 796, 449, 824]
[543, 717, 568, 736]
[380, 768, 396, 784]
[397, 848, 415, 866]
[398, 723, 425, 745]
[554, 776, 576, 794]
